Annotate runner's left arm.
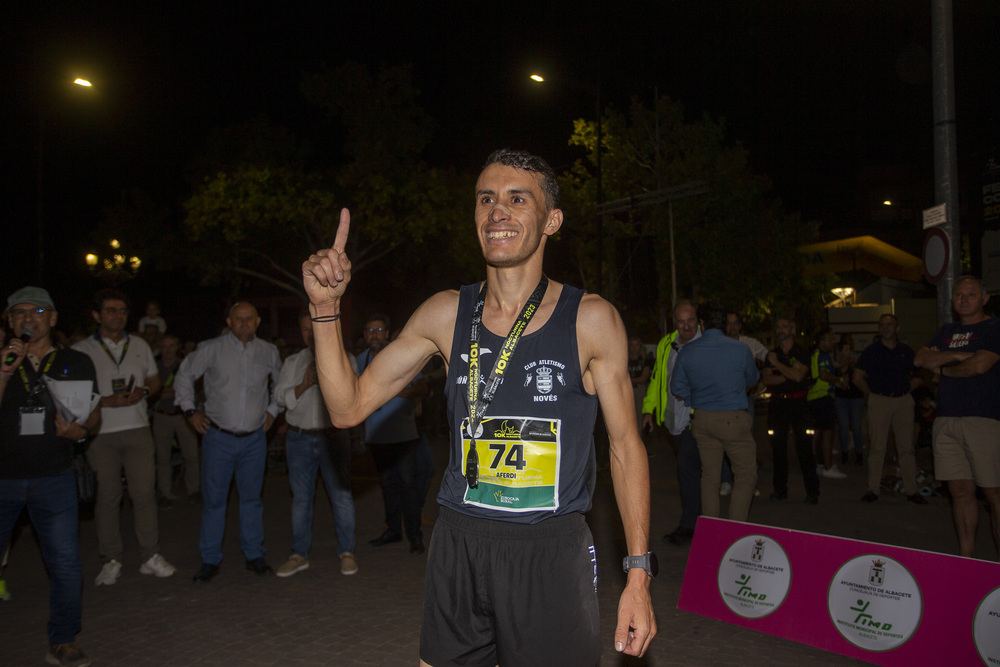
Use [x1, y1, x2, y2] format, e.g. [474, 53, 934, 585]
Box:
[579, 295, 656, 657]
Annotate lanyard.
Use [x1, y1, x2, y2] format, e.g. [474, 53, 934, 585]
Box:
[161, 362, 178, 387]
[18, 349, 58, 399]
[465, 275, 548, 488]
[96, 332, 129, 372]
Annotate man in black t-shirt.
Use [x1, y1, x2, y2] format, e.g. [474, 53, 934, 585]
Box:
[0, 286, 101, 666]
[762, 317, 820, 503]
[915, 276, 1000, 559]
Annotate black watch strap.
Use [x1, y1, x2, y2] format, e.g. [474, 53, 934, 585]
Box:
[622, 551, 658, 578]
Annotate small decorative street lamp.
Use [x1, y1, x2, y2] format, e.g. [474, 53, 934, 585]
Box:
[84, 239, 141, 284]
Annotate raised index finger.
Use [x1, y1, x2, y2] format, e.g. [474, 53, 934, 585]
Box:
[333, 208, 351, 254]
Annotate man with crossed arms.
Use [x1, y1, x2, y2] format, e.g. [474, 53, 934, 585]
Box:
[915, 276, 1000, 559]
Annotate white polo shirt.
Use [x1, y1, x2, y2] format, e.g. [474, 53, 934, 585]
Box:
[74, 332, 158, 435]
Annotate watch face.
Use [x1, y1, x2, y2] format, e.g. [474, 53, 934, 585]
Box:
[648, 552, 659, 577]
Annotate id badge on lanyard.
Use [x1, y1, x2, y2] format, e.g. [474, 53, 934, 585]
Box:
[17, 349, 56, 436]
[19, 406, 46, 435]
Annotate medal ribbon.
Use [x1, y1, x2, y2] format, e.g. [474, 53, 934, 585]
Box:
[466, 275, 548, 488]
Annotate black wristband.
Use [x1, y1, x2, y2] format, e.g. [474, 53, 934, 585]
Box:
[310, 313, 341, 322]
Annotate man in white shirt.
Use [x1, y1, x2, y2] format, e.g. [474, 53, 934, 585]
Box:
[174, 302, 281, 581]
[725, 312, 769, 364]
[73, 288, 176, 585]
[274, 313, 359, 577]
[642, 300, 702, 546]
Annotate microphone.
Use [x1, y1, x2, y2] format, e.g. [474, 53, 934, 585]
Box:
[4, 328, 33, 366]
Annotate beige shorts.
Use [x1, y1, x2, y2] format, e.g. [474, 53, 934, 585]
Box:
[933, 416, 1000, 487]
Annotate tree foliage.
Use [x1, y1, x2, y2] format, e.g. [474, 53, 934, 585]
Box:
[183, 164, 340, 296]
[559, 95, 820, 333]
[302, 63, 481, 290]
[180, 66, 480, 299]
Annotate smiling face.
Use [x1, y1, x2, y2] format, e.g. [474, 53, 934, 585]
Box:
[675, 304, 699, 344]
[474, 163, 562, 269]
[8, 302, 58, 344]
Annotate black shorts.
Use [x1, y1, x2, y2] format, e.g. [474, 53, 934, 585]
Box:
[419, 507, 602, 667]
[808, 396, 836, 430]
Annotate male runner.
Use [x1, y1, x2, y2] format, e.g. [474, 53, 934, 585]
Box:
[302, 149, 655, 665]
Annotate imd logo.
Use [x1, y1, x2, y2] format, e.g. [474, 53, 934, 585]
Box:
[717, 535, 791, 619]
[827, 555, 922, 651]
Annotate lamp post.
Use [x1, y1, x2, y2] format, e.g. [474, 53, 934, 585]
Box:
[84, 238, 142, 285]
[36, 77, 94, 282]
[529, 72, 604, 294]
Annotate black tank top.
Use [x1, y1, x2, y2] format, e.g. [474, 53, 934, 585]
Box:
[439, 282, 599, 523]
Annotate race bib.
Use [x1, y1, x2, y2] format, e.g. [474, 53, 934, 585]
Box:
[462, 416, 561, 512]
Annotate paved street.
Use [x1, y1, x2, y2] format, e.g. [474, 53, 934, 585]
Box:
[1, 422, 989, 666]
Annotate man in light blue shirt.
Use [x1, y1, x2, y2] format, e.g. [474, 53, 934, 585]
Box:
[355, 313, 430, 555]
[174, 302, 282, 581]
[671, 303, 759, 522]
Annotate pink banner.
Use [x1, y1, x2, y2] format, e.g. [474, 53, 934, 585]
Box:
[678, 517, 1000, 665]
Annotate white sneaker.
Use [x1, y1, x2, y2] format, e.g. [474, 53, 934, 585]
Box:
[276, 554, 309, 578]
[339, 552, 359, 576]
[719, 482, 732, 496]
[821, 465, 848, 480]
[139, 553, 176, 578]
[95, 560, 122, 586]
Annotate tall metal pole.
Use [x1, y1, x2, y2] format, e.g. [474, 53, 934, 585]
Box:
[36, 117, 46, 283]
[669, 201, 677, 307]
[932, 0, 960, 325]
[595, 73, 603, 297]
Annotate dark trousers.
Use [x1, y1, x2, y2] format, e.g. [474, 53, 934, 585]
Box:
[369, 438, 424, 542]
[674, 426, 702, 531]
[768, 398, 820, 497]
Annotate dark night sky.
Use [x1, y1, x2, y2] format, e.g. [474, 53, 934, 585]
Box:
[3, 1, 999, 297]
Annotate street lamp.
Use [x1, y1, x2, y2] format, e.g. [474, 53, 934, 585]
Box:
[84, 239, 141, 284]
[529, 72, 604, 294]
[37, 76, 95, 281]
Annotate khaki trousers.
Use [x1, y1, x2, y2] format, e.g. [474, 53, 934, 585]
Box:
[692, 409, 757, 521]
[86, 426, 160, 562]
[866, 393, 917, 495]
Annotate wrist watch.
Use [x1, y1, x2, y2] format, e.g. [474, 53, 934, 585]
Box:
[623, 551, 658, 578]
[184, 409, 197, 418]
